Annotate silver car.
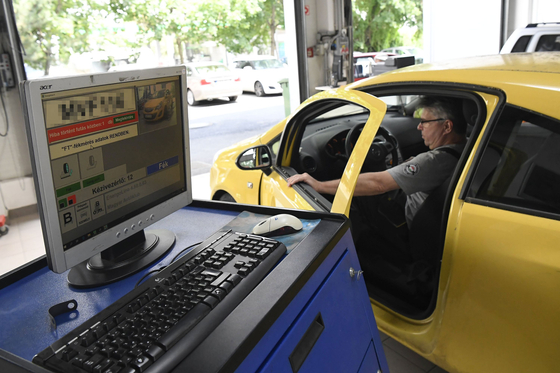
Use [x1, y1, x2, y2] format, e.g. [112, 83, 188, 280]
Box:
[186, 62, 243, 106]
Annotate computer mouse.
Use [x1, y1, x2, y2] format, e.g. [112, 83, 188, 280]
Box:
[252, 214, 303, 237]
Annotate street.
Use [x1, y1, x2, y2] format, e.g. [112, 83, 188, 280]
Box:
[187, 93, 286, 176]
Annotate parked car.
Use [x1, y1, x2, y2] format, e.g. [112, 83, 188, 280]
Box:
[230, 56, 288, 97]
[500, 22, 560, 53]
[142, 89, 174, 121]
[381, 46, 424, 64]
[185, 62, 242, 106]
[210, 52, 560, 372]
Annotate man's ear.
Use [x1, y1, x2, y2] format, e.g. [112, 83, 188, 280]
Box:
[444, 120, 453, 134]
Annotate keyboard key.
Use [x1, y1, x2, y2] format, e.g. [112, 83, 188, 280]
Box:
[71, 355, 87, 368]
[219, 281, 233, 294]
[227, 274, 242, 286]
[209, 288, 226, 301]
[92, 358, 113, 373]
[83, 354, 104, 372]
[146, 344, 164, 360]
[103, 363, 124, 373]
[130, 355, 152, 372]
[156, 303, 211, 350]
[60, 347, 78, 362]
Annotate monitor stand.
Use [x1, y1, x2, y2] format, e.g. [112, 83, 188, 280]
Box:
[67, 229, 175, 289]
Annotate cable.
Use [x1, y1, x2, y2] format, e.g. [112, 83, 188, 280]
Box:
[0, 88, 8, 137]
[134, 241, 202, 288]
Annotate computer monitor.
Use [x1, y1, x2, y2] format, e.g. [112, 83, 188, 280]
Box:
[21, 66, 192, 288]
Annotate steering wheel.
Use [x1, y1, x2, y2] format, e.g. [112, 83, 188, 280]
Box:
[344, 123, 400, 171]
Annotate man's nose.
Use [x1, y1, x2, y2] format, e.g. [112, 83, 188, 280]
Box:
[417, 123, 423, 130]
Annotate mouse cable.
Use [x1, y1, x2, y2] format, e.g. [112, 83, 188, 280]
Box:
[134, 241, 202, 288]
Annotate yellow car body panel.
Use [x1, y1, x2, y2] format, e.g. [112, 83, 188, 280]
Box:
[210, 53, 560, 372]
[210, 119, 286, 204]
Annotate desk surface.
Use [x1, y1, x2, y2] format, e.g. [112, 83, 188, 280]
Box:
[0, 202, 328, 365]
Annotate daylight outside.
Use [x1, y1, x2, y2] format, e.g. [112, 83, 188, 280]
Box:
[13, 0, 423, 189]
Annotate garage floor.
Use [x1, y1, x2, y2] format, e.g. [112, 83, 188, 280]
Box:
[0, 174, 449, 372]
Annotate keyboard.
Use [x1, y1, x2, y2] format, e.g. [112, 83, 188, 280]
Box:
[33, 230, 286, 373]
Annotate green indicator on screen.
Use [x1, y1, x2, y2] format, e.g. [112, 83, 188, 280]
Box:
[114, 114, 135, 123]
[56, 182, 81, 198]
[83, 174, 105, 188]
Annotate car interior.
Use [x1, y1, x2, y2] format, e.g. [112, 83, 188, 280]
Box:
[278, 88, 485, 319]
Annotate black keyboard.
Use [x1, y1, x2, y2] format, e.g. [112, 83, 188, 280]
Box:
[33, 230, 286, 373]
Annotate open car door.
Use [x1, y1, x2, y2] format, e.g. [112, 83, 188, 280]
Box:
[258, 89, 387, 216]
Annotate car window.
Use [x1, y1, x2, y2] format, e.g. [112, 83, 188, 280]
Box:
[253, 59, 284, 70]
[535, 34, 560, 51]
[511, 35, 532, 52]
[266, 135, 281, 163]
[311, 103, 368, 122]
[468, 105, 560, 217]
[195, 65, 229, 74]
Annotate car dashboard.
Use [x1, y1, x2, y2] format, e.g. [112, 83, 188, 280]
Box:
[295, 110, 426, 182]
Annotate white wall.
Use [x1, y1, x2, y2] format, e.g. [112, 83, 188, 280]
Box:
[506, 0, 560, 38]
[424, 0, 503, 62]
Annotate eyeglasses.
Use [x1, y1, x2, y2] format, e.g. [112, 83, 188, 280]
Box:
[418, 118, 445, 126]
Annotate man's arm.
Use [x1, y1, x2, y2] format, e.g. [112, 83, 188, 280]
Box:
[287, 171, 399, 196]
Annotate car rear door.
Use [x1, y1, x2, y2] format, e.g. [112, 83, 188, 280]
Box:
[429, 99, 560, 372]
[259, 89, 387, 217]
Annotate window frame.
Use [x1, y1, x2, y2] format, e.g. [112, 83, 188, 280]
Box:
[463, 103, 560, 221]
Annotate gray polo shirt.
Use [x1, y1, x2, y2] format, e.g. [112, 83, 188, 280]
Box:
[387, 143, 466, 227]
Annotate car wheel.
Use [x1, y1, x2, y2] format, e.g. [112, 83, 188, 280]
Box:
[218, 192, 236, 203]
[229, 96, 238, 102]
[187, 90, 198, 106]
[254, 82, 265, 97]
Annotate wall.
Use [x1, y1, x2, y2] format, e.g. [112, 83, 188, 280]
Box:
[506, 0, 560, 38]
[424, 0, 503, 63]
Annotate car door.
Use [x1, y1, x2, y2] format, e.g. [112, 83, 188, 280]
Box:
[425, 101, 560, 371]
[259, 89, 387, 216]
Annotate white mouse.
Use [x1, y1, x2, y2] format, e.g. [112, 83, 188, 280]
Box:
[252, 214, 303, 237]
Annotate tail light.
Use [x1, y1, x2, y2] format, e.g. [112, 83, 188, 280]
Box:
[200, 79, 211, 85]
[235, 77, 241, 82]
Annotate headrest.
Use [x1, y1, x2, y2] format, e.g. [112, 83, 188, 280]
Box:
[462, 100, 478, 126]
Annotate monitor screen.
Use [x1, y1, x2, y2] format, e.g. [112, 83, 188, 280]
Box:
[22, 66, 192, 288]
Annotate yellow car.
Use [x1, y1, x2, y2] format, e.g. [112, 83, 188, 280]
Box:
[143, 89, 174, 121]
[210, 53, 560, 373]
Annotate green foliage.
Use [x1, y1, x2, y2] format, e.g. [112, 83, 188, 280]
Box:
[14, 0, 93, 75]
[353, 0, 423, 52]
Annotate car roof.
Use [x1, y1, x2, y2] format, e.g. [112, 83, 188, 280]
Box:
[353, 52, 560, 80]
[350, 52, 560, 119]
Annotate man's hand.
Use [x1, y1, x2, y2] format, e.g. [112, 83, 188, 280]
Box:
[287, 173, 319, 189]
[287, 173, 340, 195]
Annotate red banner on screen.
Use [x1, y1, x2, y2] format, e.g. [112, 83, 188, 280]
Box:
[47, 111, 138, 144]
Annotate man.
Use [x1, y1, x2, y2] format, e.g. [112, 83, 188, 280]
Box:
[287, 96, 467, 228]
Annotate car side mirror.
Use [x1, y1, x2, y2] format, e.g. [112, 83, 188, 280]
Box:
[236, 145, 272, 171]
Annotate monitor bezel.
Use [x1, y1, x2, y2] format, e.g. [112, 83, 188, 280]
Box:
[21, 66, 192, 274]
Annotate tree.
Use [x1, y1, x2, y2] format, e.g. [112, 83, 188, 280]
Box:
[353, 0, 423, 52]
[14, 0, 95, 75]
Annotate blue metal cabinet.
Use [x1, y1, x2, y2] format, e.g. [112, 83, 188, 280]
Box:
[258, 250, 381, 372]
